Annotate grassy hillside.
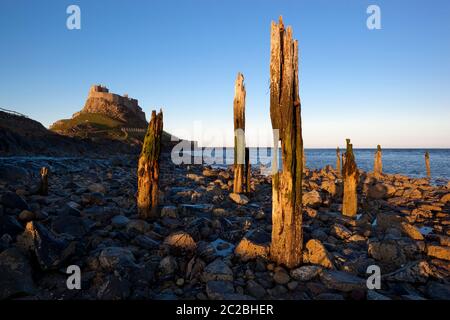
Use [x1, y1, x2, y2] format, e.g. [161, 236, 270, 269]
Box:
[50, 112, 176, 146]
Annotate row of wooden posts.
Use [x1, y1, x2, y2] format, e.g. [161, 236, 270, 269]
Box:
[135, 17, 433, 268]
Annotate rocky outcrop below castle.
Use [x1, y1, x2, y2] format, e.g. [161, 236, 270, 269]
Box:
[76, 85, 147, 128]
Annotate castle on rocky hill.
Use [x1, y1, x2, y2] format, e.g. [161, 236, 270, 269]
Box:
[72, 85, 148, 127]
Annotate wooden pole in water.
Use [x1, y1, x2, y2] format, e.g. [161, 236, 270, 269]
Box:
[269, 16, 303, 268]
[374, 144, 382, 176]
[233, 72, 246, 194]
[425, 151, 431, 178]
[336, 147, 341, 176]
[39, 167, 49, 196]
[137, 110, 163, 219]
[342, 139, 358, 217]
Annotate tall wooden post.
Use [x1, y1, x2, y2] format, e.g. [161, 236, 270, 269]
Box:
[269, 17, 303, 268]
[336, 147, 341, 176]
[245, 147, 251, 193]
[137, 110, 163, 219]
[425, 151, 431, 178]
[233, 73, 246, 194]
[374, 144, 382, 176]
[342, 139, 358, 217]
[39, 167, 49, 196]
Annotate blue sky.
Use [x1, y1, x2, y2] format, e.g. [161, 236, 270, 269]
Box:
[1, 0, 449, 147]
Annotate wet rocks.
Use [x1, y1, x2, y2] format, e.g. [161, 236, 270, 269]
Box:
[273, 269, 290, 285]
[427, 245, 450, 261]
[159, 256, 178, 275]
[202, 259, 233, 282]
[440, 193, 450, 203]
[234, 238, 269, 262]
[302, 190, 322, 208]
[164, 231, 197, 253]
[21, 221, 74, 270]
[1, 192, 29, 210]
[0, 164, 30, 183]
[87, 183, 106, 194]
[331, 223, 352, 240]
[206, 280, 234, 300]
[320, 270, 366, 292]
[126, 219, 150, 234]
[290, 265, 322, 281]
[368, 239, 407, 272]
[161, 206, 178, 218]
[111, 215, 130, 228]
[99, 247, 136, 271]
[304, 239, 334, 269]
[0, 214, 24, 238]
[401, 222, 424, 241]
[426, 281, 450, 300]
[367, 183, 396, 199]
[52, 214, 88, 238]
[0, 248, 35, 299]
[229, 193, 249, 205]
[246, 280, 266, 298]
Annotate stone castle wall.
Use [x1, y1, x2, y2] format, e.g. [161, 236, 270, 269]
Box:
[80, 85, 147, 126]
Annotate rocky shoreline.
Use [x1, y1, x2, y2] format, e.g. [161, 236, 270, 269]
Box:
[0, 153, 449, 300]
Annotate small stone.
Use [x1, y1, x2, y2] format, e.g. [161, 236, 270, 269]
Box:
[302, 190, 322, 208]
[88, 183, 106, 194]
[133, 235, 159, 250]
[159, 256, 178, 275]
[287, 281, 298, 291]
[206, 280, 234, 300]
[126, 219, 150, 234]
[246, 280, 266, 299]
[176, 278, 185, 286]
[426, 281, 450, 300]
[99, 247, 136, 271]
[401, 222, 424, 241]
[320, 270, 366, 292]
[440, 193, 450, 203]
[164, 231, 196, 252]
[234, 238, 269, 262]
[161, 206, 178, 218]
[427, 245, 450, 261]
[111, 215, 130, 228]
[203, 259, 233, 282]
[290, 265, 322, 281]
[331, 223, 352, 239]
[18, 210, 35, 222]
[273, 270, 290, 285]
[229, 193, 249, 205]
[304, 239, 334, 269]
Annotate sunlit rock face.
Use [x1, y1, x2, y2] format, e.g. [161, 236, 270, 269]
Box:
[77, 85, 147, 127]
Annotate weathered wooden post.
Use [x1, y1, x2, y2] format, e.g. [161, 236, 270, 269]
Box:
[302, 147, 306, 172]
[245, 147, 251, 193]
[233, 72, 246, 194]
[39, 167, 49, 196]
[137, 110, 163, 219]
[425, 151, 431, 178]
[269, 17, 303, 268]
[336, 147, 341, 176]
[342, 139, 358, 217]
[374, 145, 382, 176]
